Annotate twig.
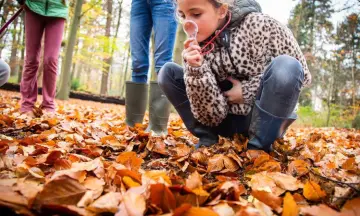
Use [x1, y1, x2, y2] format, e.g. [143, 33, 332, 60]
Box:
[310, 169, 360, 194]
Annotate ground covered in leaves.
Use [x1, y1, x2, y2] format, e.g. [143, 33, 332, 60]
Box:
[0, 90, 359, 216]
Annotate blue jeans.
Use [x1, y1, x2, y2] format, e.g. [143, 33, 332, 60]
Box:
[130, 0, 177, 83]
[158, 55, 304, 138]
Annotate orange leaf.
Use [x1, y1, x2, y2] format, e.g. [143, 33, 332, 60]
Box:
[301, 204, 341, 216]
[207, 154, 225, 173]
[288, 160, 309, 177]
[150, 183, 176, 213]
[122, 176, 141, 188]
[342, 157, 357, 172]
[173, 203, 192, 216]
[185, 171, 202, 190]
[282, 192, 299, 216]
[303, 181, 326, 201]
[253, 154, 270, 167]
[116, 169, 142, 183]
[116, 151, 143, 171]
[341, 197, 360, 216]
[45, 150, 63, 165]
[183, 206, 219, 216]
[251, 190, 283, 213]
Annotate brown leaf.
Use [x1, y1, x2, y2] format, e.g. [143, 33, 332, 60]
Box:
[116, 151, 144, 171]
[87, 192, 122, 213]
[282, 192, 299, 216]
[253, 154, 270, 167]
[251, 190, 283, 214]
[212, 203, 235, 216]
[342, 157, 357, 173]
[341, 197, 360, 216]
[207, 154, 225, 173]
[82, 176, 105, 199]
[150, 183, 176, 213]
[170, 143, 191, 158]
[0, 185, 28, 206]
[267, 172, 303, 191]
[116, 186, 147, 216]
[190, 151, 208, 166]
[33, 175, 87, 209]
[303, 181, 326, 201]
[287, 160, 309, 177]
[116, 169, 142, 184]
[300, 204, 341, 216]
[186, 171, 202, 190]
[223, 156, 240, 172]
[173, 203, 193, 216]
[143, 170, 171, 185]
[45, 150, 63, 165]
[179, 206, 219, 216]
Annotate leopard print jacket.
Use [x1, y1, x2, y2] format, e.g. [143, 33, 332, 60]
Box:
[184, 13, 312, 127]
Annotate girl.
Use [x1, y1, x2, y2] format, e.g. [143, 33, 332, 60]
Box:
[18, 0, 68, 117]
[158, 0, 311, 152]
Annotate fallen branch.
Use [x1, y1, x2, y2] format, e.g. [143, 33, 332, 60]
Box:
[310, 169, 360, 194]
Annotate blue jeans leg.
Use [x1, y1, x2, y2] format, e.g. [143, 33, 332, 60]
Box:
[248, 55, 304, 151]
[130, 0, 177, 83]
[258, 55, 304, 117]
[151, 0, 177, 74]
[130, 0, 152, 83]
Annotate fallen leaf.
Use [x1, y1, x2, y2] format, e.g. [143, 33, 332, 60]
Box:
[300, 204, 341, 216]
[303, 181, 326, 201]
[341, 197, 360, 216]
[251, 190, 282, 214]
[33, 175, 87, 209]
[186, 171, 202, 190]
[116, 186, 147, 216]
[116, 151, 143, 171]
[87, 192, 122, 213]
[207, 154, 225, 173]
[0, 185, 28, 206]
[282, 192, 299, 216]
[287, 160, 309, 177]
[212, 203, 235, 216]
[150, 183, 176, 213]
[123, 176, 141, 188]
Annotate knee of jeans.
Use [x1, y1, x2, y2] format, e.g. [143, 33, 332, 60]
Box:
[43, 57, 58, 67]
[270, 55, 304, 87]
[158, 62, 177, 90]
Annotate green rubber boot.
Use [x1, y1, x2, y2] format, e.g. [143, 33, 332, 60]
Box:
[125, 81, 148, 127]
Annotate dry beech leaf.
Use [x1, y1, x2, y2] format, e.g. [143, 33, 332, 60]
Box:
[223, 156, 240, 172]
[33, 175, 87, 209]
[303, 181, 326, 201]
[0, 185, 28, 206]
[212, 203, 235, 216]
[116, 151, 144, 171]
[207, 154, 225, 173]
[116, 186, 147, 216]
[150, 183, 176, 213]
[300, 204, 342, 216]
[282, 192, 299, 216]
[87, 192, 122, 213]
[341, 197, 360, 216]
[178, 206, 219, 216]
[190, 151, 208, 166]
[252, 198, 274, 216]
[287, 160, 309, 177]
[82, 176, 105, 199]
[143, 170, 171, 185]
[251, 190, 282, 214]
[185, 171, 202, 190]
[123, 176, 141, 188]
[51, 170, 87, 183]
[267, 172, 303, 191]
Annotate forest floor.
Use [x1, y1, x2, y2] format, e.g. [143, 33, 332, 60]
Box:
[0, 89, 359, 216]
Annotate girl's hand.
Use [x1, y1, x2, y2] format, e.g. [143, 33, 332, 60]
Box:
[182, 39, 203, 67]
[224, 77, 244, 104]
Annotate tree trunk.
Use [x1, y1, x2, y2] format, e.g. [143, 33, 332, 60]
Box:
[9, 17, 19, 77]
[56, 0, 84, 100]
[120, 47, 130, 98]
[18, 12, 25, 83]
[100, 0, 113, 95]
[150, 32, 156, 81]
[173, 25, 186, 65]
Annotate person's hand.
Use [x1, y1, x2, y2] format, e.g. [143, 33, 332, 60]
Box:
[17, 0, 25, 5]
[224, 77, 244, 104]
[182, 39, 203, 67]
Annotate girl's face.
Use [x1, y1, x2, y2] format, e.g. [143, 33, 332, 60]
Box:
[177, 0, 228, 43]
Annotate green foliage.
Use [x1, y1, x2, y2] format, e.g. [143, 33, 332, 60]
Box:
[71, 79, 81, 91]
[296, 105, 354, 128]
[353, 112, 360, 129]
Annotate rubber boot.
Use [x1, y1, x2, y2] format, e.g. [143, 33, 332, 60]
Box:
[125, 81, 148, 127]
[146, 81, 171, 135]
[248, 100, 297, 152]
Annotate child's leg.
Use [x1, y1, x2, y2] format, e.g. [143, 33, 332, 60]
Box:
[248, 55, 304, 152]
[158, 62, 218, 148]
[41, 17, 65, 112]
[20, 10, 45, 113]
[130, 0, 153, 83]
[0, 59, 10, 87]
[151, 0, 177, 74]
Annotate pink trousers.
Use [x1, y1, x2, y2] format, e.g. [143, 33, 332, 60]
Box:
[20, 9, 65, 112]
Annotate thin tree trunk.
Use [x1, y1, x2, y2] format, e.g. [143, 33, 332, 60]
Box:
[18, 12, 25, 83]
[173, 25, 186, 65]
[100, 0, 113, 95]
[120, 47, 130, 98]
[56, 0, 84, 100]
[9, 17, 19, 77]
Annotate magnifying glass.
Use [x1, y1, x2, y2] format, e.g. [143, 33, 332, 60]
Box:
[183, 20, 198, 45]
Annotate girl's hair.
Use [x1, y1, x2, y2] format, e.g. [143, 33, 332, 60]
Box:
[208, 0, 234, 8]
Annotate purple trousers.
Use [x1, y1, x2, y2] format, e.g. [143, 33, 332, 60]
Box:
[20, 9, 65, 112]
